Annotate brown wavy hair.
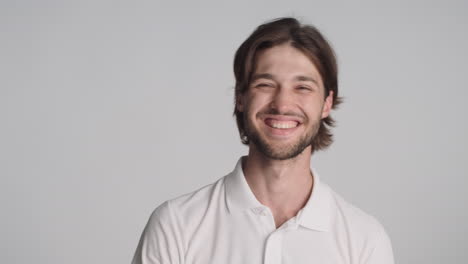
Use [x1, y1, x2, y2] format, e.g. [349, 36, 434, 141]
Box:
[233, 17, 343, 153]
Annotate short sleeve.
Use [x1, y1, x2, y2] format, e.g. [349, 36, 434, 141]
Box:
[131, 201, 184, 264]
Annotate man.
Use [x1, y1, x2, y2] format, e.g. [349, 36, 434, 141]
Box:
[132, 17, 394, 264]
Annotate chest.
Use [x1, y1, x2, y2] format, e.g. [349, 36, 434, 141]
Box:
[183, 213, 350, 264]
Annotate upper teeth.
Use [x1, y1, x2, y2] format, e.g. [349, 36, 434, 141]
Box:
[270, 121, 298, 129]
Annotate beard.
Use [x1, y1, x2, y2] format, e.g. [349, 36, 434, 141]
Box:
[243, 109, 321, 160]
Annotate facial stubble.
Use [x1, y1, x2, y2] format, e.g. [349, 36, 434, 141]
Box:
[243, 109, 321, 160]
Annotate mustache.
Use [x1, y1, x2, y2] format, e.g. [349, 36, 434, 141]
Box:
[257, 109, 305, 120]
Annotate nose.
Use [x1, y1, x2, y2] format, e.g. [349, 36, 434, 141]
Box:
[269, 87, 294, 114]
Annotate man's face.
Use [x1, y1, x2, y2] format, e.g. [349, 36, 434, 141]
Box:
[237, 44, 333, 160]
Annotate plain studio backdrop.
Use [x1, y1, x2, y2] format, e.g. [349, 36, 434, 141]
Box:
[1, 0, 467, 263]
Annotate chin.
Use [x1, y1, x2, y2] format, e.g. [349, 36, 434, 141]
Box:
[252, 135, 312, 161]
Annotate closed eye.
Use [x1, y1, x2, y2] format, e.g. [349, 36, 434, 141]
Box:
[297, 86, 313, 91]
[255, 83, 274, 88]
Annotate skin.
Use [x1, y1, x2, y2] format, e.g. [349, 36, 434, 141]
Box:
[237, 43, 334, 228]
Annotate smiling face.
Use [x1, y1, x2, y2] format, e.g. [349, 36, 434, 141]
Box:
[237, 44, 333, 160]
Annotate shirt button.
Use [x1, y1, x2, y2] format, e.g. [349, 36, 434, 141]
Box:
[251, 207, 267, 215]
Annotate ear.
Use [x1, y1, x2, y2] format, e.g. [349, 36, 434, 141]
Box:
[321, 91, 334, 119]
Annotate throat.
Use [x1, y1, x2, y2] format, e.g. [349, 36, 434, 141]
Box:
[271, 209, 298, 229]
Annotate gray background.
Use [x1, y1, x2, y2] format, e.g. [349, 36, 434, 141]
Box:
[1, 0, 467, 263]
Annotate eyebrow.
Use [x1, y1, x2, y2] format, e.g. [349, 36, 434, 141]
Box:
[251, 73, 319, 85]
[295, 75, 319, 85]
[251, 73, 274, 82]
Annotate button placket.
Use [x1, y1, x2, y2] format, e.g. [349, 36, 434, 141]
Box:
[252, 206, 276, 235]
[263, 230, 284, 264]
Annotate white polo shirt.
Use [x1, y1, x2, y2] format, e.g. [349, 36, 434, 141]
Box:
[132, 157, 394, 264]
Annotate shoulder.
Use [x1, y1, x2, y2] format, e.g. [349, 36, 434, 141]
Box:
[168, 175, 226, 216]
[148, 174, 227, 229]
[323, 183, 394, 264]
[323, 182, 385, 233]
[132, 176, 228, 264]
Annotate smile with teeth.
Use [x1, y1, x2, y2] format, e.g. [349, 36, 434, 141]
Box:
[265, 119, 299, 129]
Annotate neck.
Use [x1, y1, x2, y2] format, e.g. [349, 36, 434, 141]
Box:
[242, 145, 314, 228]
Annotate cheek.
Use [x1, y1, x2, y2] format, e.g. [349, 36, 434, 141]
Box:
[245, 94, 270, 113]
[301, 98, 325, 117]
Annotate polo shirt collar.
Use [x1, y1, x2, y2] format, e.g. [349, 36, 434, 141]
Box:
[225, 156, 332, 232]
[297, 168, 332, 232]
[225, 157, 264, 213]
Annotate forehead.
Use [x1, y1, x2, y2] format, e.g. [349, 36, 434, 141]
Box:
[253, 44, 322, 83]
